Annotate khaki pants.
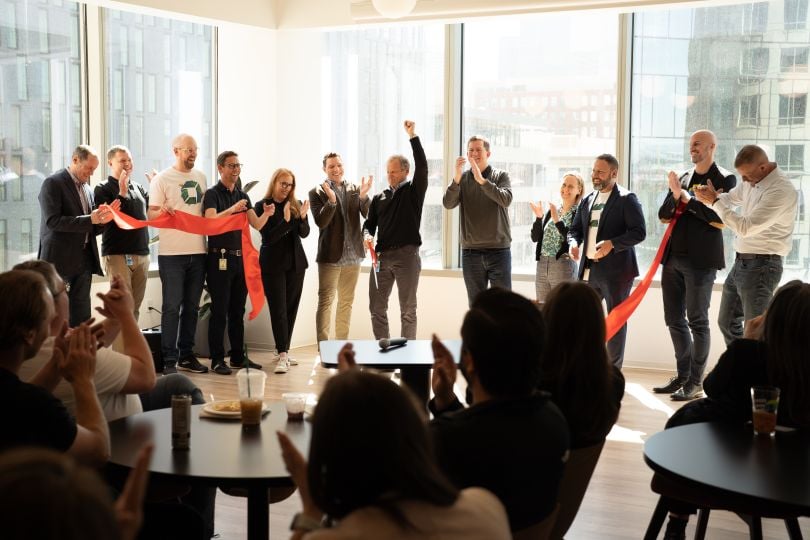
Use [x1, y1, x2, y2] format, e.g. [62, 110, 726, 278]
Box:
[316, 264, 360, 343]
[104, 254, 150, 322]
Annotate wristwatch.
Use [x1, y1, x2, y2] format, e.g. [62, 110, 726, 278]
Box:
[290, 512, 323, 532]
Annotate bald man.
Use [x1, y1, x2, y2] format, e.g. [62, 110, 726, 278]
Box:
[696, 145, 797, 348]
[654, 130, 736, 401]
[147, 134, 209, 375]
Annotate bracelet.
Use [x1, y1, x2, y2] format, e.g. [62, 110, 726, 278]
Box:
[290, 512, 323, 532]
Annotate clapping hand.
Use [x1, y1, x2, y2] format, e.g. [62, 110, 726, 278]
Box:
[470, 159, 486, 186]
[337, 343, 357, 371]
[431, 334, 457, 411]
[453, 157, 466, 184]
[299, 199, 310, 218]
[695, 179, 723, 206]
[359, 175, 373, 199]
[277, 431, 322, 519]
[59, 322, 97, 384]
[118, 169, 130, 197]
[321, 181, 336, 204]
[549, 202, 560, 223]
[529, 200, 545, 219]
[667, 171, 682, 201]
[115, 444, 153, 540]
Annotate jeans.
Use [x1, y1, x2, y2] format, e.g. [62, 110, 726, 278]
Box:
[461, 248, 512, 307]
[158, 254, 206, 368]
[718, 256, 783, 345]
[138, 373, 204, 411]
[63, 246, 95, 327]
[535, 255, 577, 303]
[587, 275, 633, 369]
[262, 267, 306, 354]
[316, 264, 360, 342]
[369, 245, 421, 339]
[206, 253, 247, 364]
[661, 256, 716, 385]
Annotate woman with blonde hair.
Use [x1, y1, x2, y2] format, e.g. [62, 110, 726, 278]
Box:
[255, 168, 310, 374]
[530, 172, 584, 303]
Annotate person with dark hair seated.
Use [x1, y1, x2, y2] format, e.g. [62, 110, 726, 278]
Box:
[541, 281, 625, 449]
[659, 280, 810, 539]
[277, 369, 511, 539]
[429, 288, 571, 535]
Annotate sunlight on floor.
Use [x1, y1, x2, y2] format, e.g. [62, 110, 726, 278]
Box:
[625, 382, 676, 418]
[606, 424, 647, 444]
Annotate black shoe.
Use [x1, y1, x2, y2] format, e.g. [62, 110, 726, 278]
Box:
[653, 376, 686, 394]
[163, 363, 178, 375]
[671, 382, 704, 401]
[229, 358, 263, 370]
[178, 355, 209, 374]
[211, 361, 232, 375]
[663, 515, 688, 540]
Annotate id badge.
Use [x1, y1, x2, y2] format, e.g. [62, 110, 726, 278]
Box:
[125, 255, 134, 267]
[219, 249, 227, 271]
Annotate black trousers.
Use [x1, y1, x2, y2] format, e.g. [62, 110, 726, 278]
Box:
[206, 253, 247, 363]
[261, 268, 306, 353]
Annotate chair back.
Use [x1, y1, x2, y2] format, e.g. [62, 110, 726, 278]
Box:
[512, 504, 559, 540]
[548, 441, 605, 540]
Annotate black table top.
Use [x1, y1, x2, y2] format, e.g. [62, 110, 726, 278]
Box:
[108, 402, 311, 488]
[644, 422, 810, 514]
[319, 339, 462, 369]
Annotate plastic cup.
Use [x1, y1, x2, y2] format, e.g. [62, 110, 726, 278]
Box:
[751, 386, 780, 436]
[282, 392, 307, 421]
[237, 369, 267, 426]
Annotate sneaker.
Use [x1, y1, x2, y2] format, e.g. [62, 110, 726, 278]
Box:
[229, 358, 263, 370]
[178, 355, 209, 374]
[274, 358, 290, 374]
[275, 353, 298, 366]
[163, 363, 178, 375]
[653, 376, 686, 394]
[211, 362, 233, 375]
[663, 515, 688, 540]
[671, 382, 704, 401]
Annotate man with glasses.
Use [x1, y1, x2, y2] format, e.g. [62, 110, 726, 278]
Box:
[148, 134, 208, 375]
[568, 154, 646, 369]
[695, 144, 798, 345]
[38, 144, 117, 327]
[362, 120, 427, 340]
[202, 151, 272, 375]
[443, 135, 513, 307]
[94, 145, 152, 323]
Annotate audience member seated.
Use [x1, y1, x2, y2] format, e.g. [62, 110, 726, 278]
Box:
[659, 280, 810, 539]
[539, 281, 625, 538]
[429, 287, 571, 534]
[15, 260, 204, 419]
[277, 369, 512, 539]
[0, 445, 152, 540]
[0, 269, 109, 466]
[541, 281, 625, 449]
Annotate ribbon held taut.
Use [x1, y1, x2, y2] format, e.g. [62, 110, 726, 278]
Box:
[604, 201, 687, 341]
[104, 207, 265, 320]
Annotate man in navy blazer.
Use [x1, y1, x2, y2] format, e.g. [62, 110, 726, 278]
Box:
[38, 145, 116, 326]
[568, 154, 646, 368]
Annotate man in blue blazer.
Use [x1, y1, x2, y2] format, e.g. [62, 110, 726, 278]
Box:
[568, 154, 646, 368]
[38, 145, 116, 326]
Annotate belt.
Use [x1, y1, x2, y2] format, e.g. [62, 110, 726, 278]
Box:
[209, 247, 242, 256]
[736, 253, 780, 260]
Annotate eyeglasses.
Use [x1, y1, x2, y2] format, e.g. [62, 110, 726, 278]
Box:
[175, 147, 198, 154]
[225, 163, 243, 169]
[280, 182, 294, 189]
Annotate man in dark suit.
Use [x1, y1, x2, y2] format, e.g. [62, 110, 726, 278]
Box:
[654, 130, 736, 401]
[568, 154, 646, 368]
[38, 145, 117, 326]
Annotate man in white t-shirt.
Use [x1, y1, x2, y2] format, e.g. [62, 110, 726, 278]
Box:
[148, 134, 209, 374]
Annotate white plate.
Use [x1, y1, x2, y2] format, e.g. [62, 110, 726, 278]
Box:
[203, 400, 268, 418]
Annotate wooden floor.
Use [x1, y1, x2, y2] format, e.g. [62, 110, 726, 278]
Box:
[181, 346, 809, 540]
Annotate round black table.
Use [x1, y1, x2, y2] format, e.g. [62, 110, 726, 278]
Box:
[108, 402, 311, 540]
[643, 422, 810, 539]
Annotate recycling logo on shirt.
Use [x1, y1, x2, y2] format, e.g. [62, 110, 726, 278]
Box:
[180, 180, 203, 205]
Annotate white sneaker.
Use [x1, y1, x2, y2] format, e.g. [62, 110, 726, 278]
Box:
[274, 358, 289, 374]
[288, 356, 298, 366]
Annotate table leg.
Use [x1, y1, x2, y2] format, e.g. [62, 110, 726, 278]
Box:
[400, 367, 430, 409]
[247, 485, 270, 540]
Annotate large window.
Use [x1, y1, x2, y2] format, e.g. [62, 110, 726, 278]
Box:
[463, 13, 619, 273]
[631, 1, 810, 280]
[0, 0, 82, 270]
[321, 27, 445, 268]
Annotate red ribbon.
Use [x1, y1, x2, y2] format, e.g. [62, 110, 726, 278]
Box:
[105, 207, 265, 320]
[604, 201, 687, 340]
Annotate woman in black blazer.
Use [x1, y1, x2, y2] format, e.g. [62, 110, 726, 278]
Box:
[255, 168, 310, 374]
